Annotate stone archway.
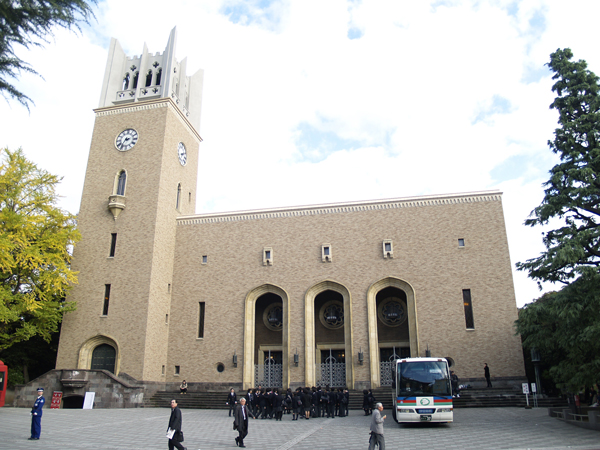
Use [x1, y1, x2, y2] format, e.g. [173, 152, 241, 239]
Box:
[367, 277, 418, 388]
[243, 284, 290, 390]
[78, 335, 120, 375]
[305, 280, 354, 389]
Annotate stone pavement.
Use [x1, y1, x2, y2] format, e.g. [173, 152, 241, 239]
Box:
[1, 406, 599, 450]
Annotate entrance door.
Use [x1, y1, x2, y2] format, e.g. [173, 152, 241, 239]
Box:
[317, 349, 346, 387]
[255, 350, 283, 387]
[379, 347, 410, 386]
[91, 344, 116, 373]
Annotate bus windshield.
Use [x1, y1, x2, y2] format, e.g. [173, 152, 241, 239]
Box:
[397, 360, 452, 396]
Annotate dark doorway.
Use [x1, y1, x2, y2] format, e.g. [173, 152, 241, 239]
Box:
[91, 344, 116, 373]
[320, 349, 346, 364]
[62, 395, 84, 409]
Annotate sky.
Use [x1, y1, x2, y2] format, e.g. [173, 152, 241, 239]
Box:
[2, 0, 599, 307]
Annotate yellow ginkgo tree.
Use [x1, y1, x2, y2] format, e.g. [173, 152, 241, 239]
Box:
[0, 148, 80, 351]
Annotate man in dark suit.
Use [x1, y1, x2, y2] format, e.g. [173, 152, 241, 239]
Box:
[167, 399, 186, 450]
[227, 388, 237, 416]
[234, 397, 254, 447]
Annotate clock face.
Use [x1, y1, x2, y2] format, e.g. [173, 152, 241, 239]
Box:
[115, 129, 138, 151]
[177, 142, 187, 166]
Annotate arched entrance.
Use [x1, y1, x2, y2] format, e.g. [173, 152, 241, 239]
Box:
[91, 344, 117, 373]
[254, 293, 283, 387]
[367, 277, 418, 388]
[78, 335, 120, 375]
[243, 284, 290, 390]
[305, 281, 354, 389]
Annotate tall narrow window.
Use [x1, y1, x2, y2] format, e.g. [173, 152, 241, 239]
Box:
[122, 73, 130, 90]
[155, 68, 162, 85]
[116, 171, 126, 196]
[132, 72, 139, 89]
[103, 284, 111, 316]
[463, 289, 474, 329]
[145, 70, 153, 87]
[198, 302, 205, 338]
[176, 184, 181, 210]
[175, 365, 180, 375]
[109, 233, 117, 257]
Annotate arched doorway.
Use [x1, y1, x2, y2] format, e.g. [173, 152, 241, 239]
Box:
[77, 335, 120, 375]
[254, 293, 283, 387]
[367, 277, 418, 388]
[91, 344, 116, 373]
[305, 281, 354, 389]
[243, 284, 290, 390]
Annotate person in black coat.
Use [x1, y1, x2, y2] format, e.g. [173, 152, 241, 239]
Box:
[272, 388, 284, 421]
[226, 388, 237, 417]
[363, 389, 371, 415]
[292, 388, 302, 420]
[234, 397, 254, 448]
[167, 399, 186, 450]
[302, 387, 312, 419]
[258, 389, 268, 419]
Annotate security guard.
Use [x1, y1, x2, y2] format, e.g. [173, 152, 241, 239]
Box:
[29, 387, 45, 440]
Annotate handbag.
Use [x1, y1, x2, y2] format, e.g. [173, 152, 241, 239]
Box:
[177, 431, 184, 442]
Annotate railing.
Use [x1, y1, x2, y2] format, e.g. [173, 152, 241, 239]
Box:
[254, 363, 282, 387]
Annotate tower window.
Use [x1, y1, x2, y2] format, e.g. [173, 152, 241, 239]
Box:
[145, 70, 153, 87]
[116, 170, 126, 196]
[102, 284, 111, 316]
[263, 247, 273, 266]
[109, 233, 117, 257]
[175, 365, 180, 375]
[202, 255, 208, 264]
[122, 73, 130, 90]
[132, 72, 139, 89]
[458, 238, 465, 247]
[321, 244, 332, 262]
[198, 302, 205, 338]
[176, 184, 181, 210]
[463, 289, 474, 329]
[155, 68, 162, 85]
[165, 314, 169, 325]
[383, 239, 394, 259]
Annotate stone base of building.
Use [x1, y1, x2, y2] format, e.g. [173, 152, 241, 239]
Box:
[13, 369, 162, 408]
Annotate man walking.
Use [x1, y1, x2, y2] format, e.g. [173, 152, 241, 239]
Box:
[368, 402, 386, 450]
[227, 388, 237, 416]
[167, 399, 186, 450]
[29, 387, 45, 440]
[234, 397, 254, 447]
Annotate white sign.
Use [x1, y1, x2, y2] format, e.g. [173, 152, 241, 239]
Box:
[522, 383, 530, 394]
[531, 383, 537, 393]
[83, 392, 95, 409]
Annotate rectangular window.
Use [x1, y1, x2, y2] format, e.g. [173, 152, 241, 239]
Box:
[458, 238, 465, 247]
[109, 233, 117, 257]
[198, 302, 205, 338]
[168, 283, 171, 293]
[202, 255, 208, 264]
[463, 289, 474, 329]
[165, 314, 169, 324]
[102, 284, 111, 316]
[321, 244, 332, 262]
[162, 365, 165, 375]
[382, 239, 394, 258]
[175, 365, 180, 375]
[263, 247, 273, 266]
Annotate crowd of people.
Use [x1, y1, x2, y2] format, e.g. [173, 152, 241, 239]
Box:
[225, 385, 380, 420]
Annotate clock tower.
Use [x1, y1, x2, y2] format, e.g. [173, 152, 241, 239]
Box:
[56, 28, 203, 382]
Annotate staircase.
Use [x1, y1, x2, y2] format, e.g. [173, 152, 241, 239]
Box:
[145, 387, 567, 409]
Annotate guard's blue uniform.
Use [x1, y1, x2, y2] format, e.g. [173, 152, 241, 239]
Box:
[30, 394, 45, 439]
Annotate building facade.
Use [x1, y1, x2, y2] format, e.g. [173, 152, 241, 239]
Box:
[53, 29, 525, 399]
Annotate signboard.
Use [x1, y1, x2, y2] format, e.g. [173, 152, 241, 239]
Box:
[83, 392, 95, 409]
[50, 391, 63, 409]
[522, 383, 530, 394]
[531, 383, 537, 393]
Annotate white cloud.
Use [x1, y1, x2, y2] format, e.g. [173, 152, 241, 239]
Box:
[1, 0, 598, 307]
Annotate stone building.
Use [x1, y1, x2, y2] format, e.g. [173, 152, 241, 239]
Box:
[19, 29, 526, 407]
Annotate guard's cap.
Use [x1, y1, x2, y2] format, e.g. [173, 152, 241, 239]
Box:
[37, 387, 44, 392]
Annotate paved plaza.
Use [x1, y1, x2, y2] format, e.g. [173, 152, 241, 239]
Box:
[1, 406, 598, 450]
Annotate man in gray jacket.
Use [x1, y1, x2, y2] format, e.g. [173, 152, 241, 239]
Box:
[368, 402, 386, 450]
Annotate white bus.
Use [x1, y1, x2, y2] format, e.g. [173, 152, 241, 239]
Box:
[391, 357, 453, 423]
